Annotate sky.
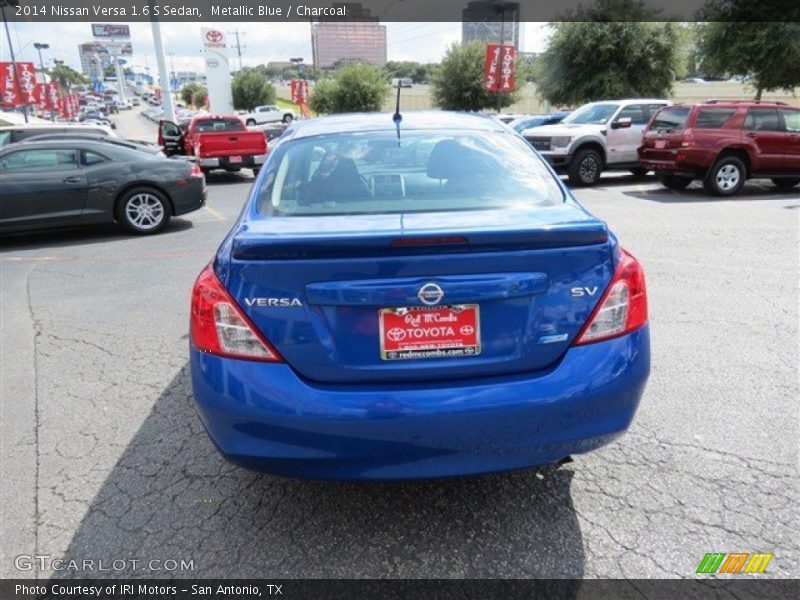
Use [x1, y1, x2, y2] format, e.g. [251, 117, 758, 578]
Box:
[2, 21, 552, 74]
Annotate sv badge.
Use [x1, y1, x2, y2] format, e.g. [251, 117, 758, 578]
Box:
[571, 286, 599, 298]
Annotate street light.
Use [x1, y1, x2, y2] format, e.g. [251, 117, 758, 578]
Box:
[34, 42, 50, 81]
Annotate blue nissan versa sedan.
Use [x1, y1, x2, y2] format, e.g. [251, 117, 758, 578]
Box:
[189, 112, 650, 480]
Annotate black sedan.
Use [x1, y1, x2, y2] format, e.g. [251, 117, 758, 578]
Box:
[0, 140, 206, 235]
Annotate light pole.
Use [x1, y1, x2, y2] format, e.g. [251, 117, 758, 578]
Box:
[33, 42, 49, 80]
[1, 0, 28, 123]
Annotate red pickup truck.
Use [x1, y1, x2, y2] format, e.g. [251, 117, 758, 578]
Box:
[158, 115, 268, 176]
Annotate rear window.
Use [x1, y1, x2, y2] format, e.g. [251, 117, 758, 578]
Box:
[650, 107, 690, 131]
[195, 118, 245, 133]
[256, 130, 563, 216]
[695, 108, 737, 129]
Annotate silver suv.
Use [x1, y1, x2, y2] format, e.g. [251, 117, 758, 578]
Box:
[522, 99, 671, 186]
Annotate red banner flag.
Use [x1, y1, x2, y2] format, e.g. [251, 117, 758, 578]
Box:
[290, 79, 309, 105]
[15, 62, 37, 104]
[483, 44, 516, 93]
[0, 62, 20, 107]
[45, 82, 61, 111]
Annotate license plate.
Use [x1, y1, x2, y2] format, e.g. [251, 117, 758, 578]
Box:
[654, 140, 666, 149]
[229, 155, 242, 163]
[379, 305, 480, 361]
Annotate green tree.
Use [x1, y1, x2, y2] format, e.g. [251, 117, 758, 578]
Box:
[48, 64, 88, 89]
[193, 87, 208, 108]
[535, 2, 681, 106]
[696, 1, 800, 100]
[181, 83, 208, 107]
[308, 63, 389, 114]
[430, 41, 522, 112]
[385, 61, 433, 83]
[180, 82, 200, 106]
[231, 68, 276, 111]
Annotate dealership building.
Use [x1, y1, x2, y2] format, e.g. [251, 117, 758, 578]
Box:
[311, 3, 387, 68]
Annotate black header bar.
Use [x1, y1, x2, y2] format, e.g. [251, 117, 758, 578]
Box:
[4, 0, 800, 22]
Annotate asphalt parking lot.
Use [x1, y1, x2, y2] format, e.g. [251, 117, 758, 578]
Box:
[1, 109, 798, 579]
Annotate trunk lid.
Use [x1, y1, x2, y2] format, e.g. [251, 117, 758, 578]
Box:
[196, 130, 266, 158]
[221, 206, 615, 384]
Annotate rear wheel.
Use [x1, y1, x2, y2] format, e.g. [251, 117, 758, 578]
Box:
[246, 118, 256, 126]
[703, 156, 746, 196]
[772, 177, 800, 189]
[568, 149, 603, 187]
[116, 187, 170, 234]
[283, 114, 294, 124]
[657, 173, 692, 191]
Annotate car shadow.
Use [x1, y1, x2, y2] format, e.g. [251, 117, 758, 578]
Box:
[0, 219, 195, 252]
[56, 365, 586, 581]
[561, 174, 656, 187]
[623, 180, 799, 204]
[204, 170, 257, 186]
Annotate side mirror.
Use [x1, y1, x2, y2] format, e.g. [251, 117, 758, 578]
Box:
[612, 117, 633, 129]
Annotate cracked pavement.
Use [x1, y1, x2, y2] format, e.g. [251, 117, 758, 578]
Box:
[0, 110, 798, 580]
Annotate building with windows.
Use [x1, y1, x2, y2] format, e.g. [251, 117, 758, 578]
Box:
[311, 3, 387, 68]
[461, 1, 521, 49]
[78, 43, 107, 81]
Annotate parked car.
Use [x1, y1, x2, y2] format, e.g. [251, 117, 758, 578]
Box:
[188, 111, 650, 480]
[0, 139, 206, 235]
[20, 132, 165, 156]
[509, 112, 571, 134]
[495, 113, 528, 125]
[0, 123, 116, 147]
[522, 99, 671, 186]
[391, 77, 414, 88]
[639, 101, 800, 195]
[115, 99, 133, 110]
[240, 105, 295, 126]
[158, 114, 268, 176]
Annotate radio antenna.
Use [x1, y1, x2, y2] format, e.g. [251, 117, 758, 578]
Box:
[393, 82, 402, 145]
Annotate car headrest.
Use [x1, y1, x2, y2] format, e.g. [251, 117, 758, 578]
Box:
[426, 139, 492, 180]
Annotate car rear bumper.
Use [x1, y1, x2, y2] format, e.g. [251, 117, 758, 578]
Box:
[197, 153, 267, 170]
[172, 179, 206, 216]
[638, 148, 710, 175]
[189, 326, 650, 481]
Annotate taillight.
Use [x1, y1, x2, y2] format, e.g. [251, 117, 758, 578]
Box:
[680, 128, 694, 148]
[190, 264, 283, 362]
[189, 163, 203, 178]
[573, 249, 648, 346]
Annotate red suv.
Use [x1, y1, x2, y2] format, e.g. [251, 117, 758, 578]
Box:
[639, 101, 800, 196]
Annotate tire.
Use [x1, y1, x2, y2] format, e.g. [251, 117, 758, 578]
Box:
[772, 177, 800, 189]
[703, 155, 746, 196]
[116, 187, 171, 235]
[282, 114, 294, 124]
[246, 119, 256, 127]
[252, 167, 261, 177]
[629, 167, 649, 178]
[568, 148, 603, 187]
[657, 173, 693, 191]
[201, 167, 212, 177]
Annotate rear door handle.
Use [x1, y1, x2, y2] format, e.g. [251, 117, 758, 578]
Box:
[63, 176, 82, 184]
[746, 132, 757, 138]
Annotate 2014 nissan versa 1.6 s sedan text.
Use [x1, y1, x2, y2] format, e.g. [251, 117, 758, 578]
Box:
[189, 112, 650, 481]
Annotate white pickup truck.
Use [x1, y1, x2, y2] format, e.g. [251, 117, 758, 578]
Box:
[240, 105, 295, 126]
